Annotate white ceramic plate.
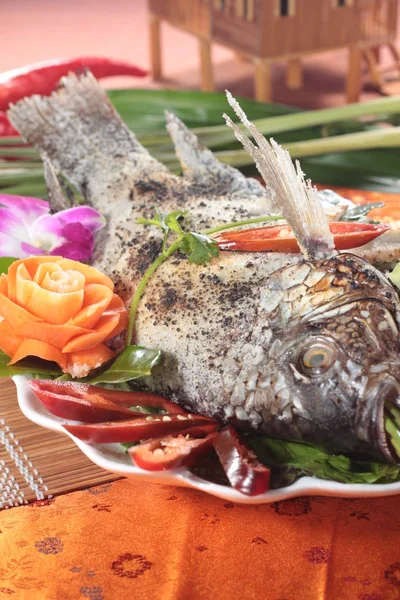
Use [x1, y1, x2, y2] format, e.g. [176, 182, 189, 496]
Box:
[13, 375, 400, 504]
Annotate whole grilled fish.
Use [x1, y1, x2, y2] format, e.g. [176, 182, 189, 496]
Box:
[8, 73, 400, 462]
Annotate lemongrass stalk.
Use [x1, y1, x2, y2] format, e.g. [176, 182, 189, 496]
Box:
[212, 127, 400, 167]
[0, 147, 39, 158]
[0, 136, 24, 145]
[0, 183, 47, 196]
[0, 162, 45, 170]
[286, 127, 400, 157]
[191, 96, 400, 149]
[121, 97, 400, 149]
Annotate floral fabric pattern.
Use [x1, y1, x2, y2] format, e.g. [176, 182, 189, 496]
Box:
[0, 479, 400, 599]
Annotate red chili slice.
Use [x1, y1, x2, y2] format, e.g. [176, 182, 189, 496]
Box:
[213, 426, 270, 496]
[63, 413, 216, 444]
[30, 379, 184, 415]
[216, 222, 390, 253]
[30, 379, 137, 423]
[129, 425, 218, 471]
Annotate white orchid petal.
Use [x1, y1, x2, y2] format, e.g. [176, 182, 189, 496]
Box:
[0, 232, 25, 257]
[0, 207, 28, 240]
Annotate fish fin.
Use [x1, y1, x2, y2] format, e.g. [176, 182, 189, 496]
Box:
[42, 153, 75, 212]
[8, 71, 168, 193]
[165, 110, 269, 200]
[224, 91, 336, 260]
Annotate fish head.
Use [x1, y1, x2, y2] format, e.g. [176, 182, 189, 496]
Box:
[258, 253, 400, 460]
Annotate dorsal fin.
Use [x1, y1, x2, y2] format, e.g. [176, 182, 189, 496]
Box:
[165, 110, 270, 200]
[224, 91, 336, 260]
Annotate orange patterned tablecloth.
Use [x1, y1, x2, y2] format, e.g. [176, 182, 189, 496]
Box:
[2, 187, 400, 600]
[1, 479, 400, 600]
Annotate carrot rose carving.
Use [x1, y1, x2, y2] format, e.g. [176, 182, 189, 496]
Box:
[0, 256, 128, 377]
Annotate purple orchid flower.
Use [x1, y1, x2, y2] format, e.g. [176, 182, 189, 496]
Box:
[0, 194, 105, 262]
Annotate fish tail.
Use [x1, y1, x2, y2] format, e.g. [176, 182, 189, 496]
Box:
[8, 71, 167, 194]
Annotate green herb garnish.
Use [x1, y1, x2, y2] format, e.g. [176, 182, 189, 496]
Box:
[88, 345, 162, 384]
[0, 351, 61, 378]
[247, 436, 400, 486]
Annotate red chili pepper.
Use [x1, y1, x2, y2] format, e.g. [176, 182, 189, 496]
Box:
[213, 426, 270, 496]
[63, 413, 216, 444]
[216, 222, 390, 253]
[0, 111, 19, 136]
[0, 57, 147, 111]
[30, 379, 184, 415]
[30, 379, 141, 423]
[129, 425, 218, 471]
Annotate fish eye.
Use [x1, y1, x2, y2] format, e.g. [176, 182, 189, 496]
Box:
[300, 342, 335, 373]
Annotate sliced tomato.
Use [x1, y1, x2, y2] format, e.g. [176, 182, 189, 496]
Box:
[216, 222, 390, 253]
[63, 413, 216, 444]
[129, 425, 218, 471]
[213, 426, 270, 496]
[30, 379, 138, 423]
[30, 379, 184, 416]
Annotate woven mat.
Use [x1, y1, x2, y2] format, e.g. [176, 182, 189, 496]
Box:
[0, 187, 398, 509]
[0, 379, 121, 508]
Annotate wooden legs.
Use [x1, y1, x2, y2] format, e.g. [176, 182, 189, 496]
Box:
[199, 38, 214, 92]
[149, 18, 214, 92]
[364, 48, 382, 89]
[286, 58, 303, 90]
[254, 60, 271, 102]
[346, 47, 362, 104]
[149, 15, 162, 80]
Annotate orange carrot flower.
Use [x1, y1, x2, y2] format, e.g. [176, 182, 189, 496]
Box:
[0, 256, 128, 377]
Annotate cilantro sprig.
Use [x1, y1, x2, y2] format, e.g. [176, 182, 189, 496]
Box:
[126, 210, 283, 345]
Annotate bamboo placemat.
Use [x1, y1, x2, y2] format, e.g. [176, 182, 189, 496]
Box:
[0, 378, 122, 508]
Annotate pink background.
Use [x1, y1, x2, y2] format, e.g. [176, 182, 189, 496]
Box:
[0, 0, 399, 109]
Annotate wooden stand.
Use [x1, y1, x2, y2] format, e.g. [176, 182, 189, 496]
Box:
[148, 0, 399, 105]
[286, 58, 303, 90]
[199, 38, 214, 92]
[346, 47, 362, 104]
[364, 43, 400, 96]
[254, 60, 271, 102]
[149, 15, 162, 81]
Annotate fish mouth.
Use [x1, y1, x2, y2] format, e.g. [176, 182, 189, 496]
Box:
[371, 378, 400, 462]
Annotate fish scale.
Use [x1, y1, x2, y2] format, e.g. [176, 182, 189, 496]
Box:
[8, 72, 400, 461]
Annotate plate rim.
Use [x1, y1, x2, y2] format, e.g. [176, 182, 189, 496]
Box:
[12, 375, 400, 504]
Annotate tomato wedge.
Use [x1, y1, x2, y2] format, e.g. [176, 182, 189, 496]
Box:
[30, 379, 184, 417]
[30, 379, 138, 423]
[63, 413, 216, 444]
[213, 426, 270, 496]
[216, 222, 390, 253]
[129, 425, 218, 471]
